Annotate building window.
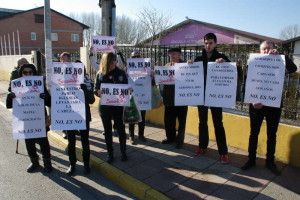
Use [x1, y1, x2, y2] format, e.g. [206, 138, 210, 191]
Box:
[71, 34, 79, 42]
[31, 32, 37, 41]
[51, 33, 58, 41]
[34, 14, 44, 23]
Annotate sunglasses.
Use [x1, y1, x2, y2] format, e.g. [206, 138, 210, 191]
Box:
[131, 55, 141, 58]
[22, 70, 33, 75]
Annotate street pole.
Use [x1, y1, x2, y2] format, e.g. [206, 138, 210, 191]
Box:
[44, 0, 52, 87]
[99, 0, 116, 36]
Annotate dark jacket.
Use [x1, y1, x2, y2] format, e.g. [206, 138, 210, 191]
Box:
[194, 48, 231, 86]
[81, 74, 95, 122]
[162, 59, 185, 107]
[94, 67, 128, 96]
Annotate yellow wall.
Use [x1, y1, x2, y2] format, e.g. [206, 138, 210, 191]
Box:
[146, 106, 300, 168]
[0, 70, 10, 81]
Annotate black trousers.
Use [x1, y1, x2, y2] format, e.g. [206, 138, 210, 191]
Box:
[129, 110, 146, 138]
[198, 105, 228, 155]
[248, 105, 282, 163]
[164, 106, 188, 145]
[100, 105, 126, 156]
[66, 122, 90, 166]
[25, 136, 51, 159]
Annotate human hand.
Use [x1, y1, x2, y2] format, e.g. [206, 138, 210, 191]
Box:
[268, 49, 279, 55]
[8, 92, 16, 99]
[97, 90, 102, 97]
[216, 58, 226, 63]
[187, 60, 194, 64]
[252, 103, 263, 109]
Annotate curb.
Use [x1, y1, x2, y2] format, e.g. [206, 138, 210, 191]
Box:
[48, 131, 171, 200]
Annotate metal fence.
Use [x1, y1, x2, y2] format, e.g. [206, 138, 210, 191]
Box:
[76, 44, 300, 124]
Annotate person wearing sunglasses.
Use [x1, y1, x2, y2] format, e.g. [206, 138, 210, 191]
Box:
[6, 64, 52, 173]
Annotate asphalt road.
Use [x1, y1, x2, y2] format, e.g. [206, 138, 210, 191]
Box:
[0, 96, 134, 200]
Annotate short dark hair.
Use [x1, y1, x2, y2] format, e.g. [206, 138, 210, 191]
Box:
[19, 63, 37, 77]
[204, 33, 217, 43]
[168, 48, 181, 53]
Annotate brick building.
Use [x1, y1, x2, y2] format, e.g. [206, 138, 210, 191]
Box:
[0, 7, 89, 56]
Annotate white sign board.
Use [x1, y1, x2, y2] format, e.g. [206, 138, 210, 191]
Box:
[244, 54, 285, 108]
[11, 76, 46, 139]
[100, 84, 131, 106]
[52, 62, 84, 85]
[205, 62, 237, 108]
[154, 66, 175, 85]
[51, 85, 86, 130]
[174, 62, 205, 106]
[92, 36, 116, 53]
[127, 58, 152, 110]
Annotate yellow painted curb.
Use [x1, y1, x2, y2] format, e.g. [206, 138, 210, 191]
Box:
[48, 131, 170, 200]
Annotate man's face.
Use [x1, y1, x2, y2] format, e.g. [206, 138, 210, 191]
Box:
[168, 52, 181, 62]
[60, 55, 70, 62]
[131, 53, 140, 58]
[204, 39, 217, 53]
[260, 43, 271, 54]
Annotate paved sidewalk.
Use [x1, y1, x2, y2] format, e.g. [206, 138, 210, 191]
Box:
[1, 80, 300, 200]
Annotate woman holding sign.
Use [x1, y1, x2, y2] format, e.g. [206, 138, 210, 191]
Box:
[6, 64, 52, 173]
[94, 52, 129, 163]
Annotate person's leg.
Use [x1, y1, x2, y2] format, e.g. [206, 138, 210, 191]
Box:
[100, 105, 114, 162]
[163, 106, 176, 143]
[197, 105, 209, 149]
[37, 135, 52, 173]
[112, 106, 127, 161]
[66, 130, 77, 175]
[25, 139, 39, 172]
[138, 110, 147, 142]
[265, 107, 282, 175]
[176, 106, 188, 147]
[80, 122, 91, 173]
[210, 107, 227, 155]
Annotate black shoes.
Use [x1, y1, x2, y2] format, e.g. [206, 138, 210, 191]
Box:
[138, 135, 147, 142]
[107, 155, 114, 164]
[266, 162, 281, 176]
[67, 165, 76, 176]
[241, 160, 256, 170]
[27, 159, 39, 173]
[162, 139, 175, 144]
[43, 158, 52, 173]
[175, 143, 183, 149]
[121, 154, 128, 162]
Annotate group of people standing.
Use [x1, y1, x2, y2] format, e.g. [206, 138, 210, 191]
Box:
[6, 32, 297, 177]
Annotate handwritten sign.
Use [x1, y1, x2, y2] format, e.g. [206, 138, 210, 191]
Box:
[11, 76, 46, 140]
[51, 85, 86, 130]
[100, 84, 130, 106]
[244, 54, 285, 108]
[154, 66, 175, 85]
[127, 58, 152, 110]
[92, 36, 116, 53]
[52, 62, 84, 85]
[205, 62, 237, 108]
[175, 62, 205, 106]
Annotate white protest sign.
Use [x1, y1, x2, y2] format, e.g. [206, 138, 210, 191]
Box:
[92, 36, 116, 53]
[100, 84, 130, 106]
[127, 58, 152, 110]
[175, 62, 205, 106]
[52, 62, 84, 85]
[51, 85, 86, 130]
[244, 54, 285, 108]
[205, 62, 237, 108]
[11, 76, 46, 140]
[154, 66, 175, 85]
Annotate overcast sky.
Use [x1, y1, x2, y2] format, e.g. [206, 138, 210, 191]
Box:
[1, 0, 299, 39]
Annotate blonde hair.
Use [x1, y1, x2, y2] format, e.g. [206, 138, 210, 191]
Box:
[100, 52, 116, 75]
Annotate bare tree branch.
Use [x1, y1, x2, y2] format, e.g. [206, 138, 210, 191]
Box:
[279, 24, 300, 40]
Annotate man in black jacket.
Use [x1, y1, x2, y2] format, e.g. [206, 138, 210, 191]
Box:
[241, 41, 297, 175]
[193, 33, 230, 164]
[161, 48, 188, 149]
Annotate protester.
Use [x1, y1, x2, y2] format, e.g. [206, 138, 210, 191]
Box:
[8, 57, 29, 92]
[94, 52, 128, 163]
[161, 48, 188, 149]
[128, 51, 147, 144]
[6, 63, 52, 173]
[241, 41, 297, 175]
[59, 52, 71, 139]
[65, 60, 95, 176]
[192, 33, 230, 163]
[236, 59, 243, 101]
